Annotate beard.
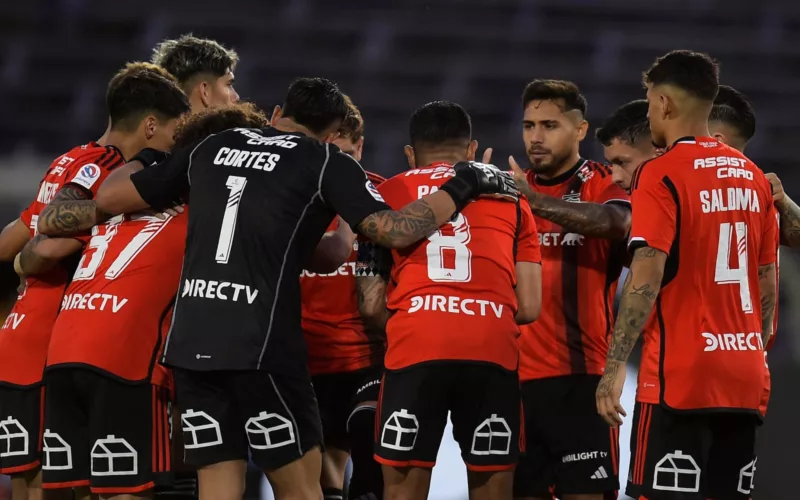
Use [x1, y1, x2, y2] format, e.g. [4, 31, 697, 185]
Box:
[527, 148, 573, 175]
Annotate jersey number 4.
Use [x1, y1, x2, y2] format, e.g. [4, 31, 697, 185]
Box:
[714, 221, 752, 313]
[427, 213, 472, 282]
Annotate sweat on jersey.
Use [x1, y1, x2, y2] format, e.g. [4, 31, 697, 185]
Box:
[128, 128, 390, 378]
[0, 143, 124, 388]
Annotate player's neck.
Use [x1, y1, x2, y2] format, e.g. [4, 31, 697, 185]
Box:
[536, 150, 581, 180]
[416, 152, 466, 168]
[96, 119, 112, 145]
[104, 130, 143, 162]
[272, 118, 318, 141]
[664, 119, 711, 147]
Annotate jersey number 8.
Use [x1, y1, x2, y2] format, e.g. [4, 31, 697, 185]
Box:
[426, 213, 472, 282]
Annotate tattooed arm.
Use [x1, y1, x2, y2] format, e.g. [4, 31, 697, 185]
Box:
[37, 186, 111, 236]
[17, 234, 83, 276]
[776, 196, 800, 248]
[525, 193, 630, 240]
[596, 246, 667, 426]
[759, 263, 777, 347]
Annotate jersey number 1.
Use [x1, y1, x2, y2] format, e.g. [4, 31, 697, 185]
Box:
[426, 213, 472, 282]
[215, 175, 247, 264]
[714, 221, 752, 313]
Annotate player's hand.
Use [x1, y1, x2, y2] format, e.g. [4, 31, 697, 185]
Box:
[456, 161, 520, 201]
[766, 173, 785, 206]
[155, 202, 185, 220]
[508, 156, 536, 199]
[596, 361, 627, 428]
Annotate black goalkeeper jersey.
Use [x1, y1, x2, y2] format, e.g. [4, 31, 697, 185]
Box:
[130, 127, 389, 376]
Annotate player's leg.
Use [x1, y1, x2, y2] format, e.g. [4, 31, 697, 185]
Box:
[374, 366, 449, 500]
[704, 413, 758, 500]
[449, 364, 519, 500]
[626, 402, 709, 500]
[311, 371, 353, 500]
[172, 369, 249, 500]
[513, 379, 557, 500]
[549, 375, 619, 500]
[154, 400, 198, 500]
[346, 368, 383, 500]
[233, 371, 323, 499]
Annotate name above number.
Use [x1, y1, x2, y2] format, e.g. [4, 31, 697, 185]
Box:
[213, 147, 281, 172]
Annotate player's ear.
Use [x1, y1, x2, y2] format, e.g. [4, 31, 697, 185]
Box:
[712, 132, 726, 144]
[403, 145, 416, 169]
[467, 140, 478, 161]
[659, 94, 671, 120]
[354, 136, 365, 160]
[270, 105, 282, 126]
[197, 81, 211, 109]
[143, 115, 158, 141]
[576, 120, 589, 142]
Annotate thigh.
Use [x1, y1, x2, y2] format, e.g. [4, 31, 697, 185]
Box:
[85, 371, 172, 495]
[173, 368, 248, 468]
[705, 414, 758, 500]
[312, 370, 360, 450]
[234, 370, 323, 472]
[41, 369, 90, 489]
[449, 364, 520, 472]
[552, 375, 619, 497]
[627, 402, 709, 500]
[375, 365, 449, 469]
[0, 384, 43, 476]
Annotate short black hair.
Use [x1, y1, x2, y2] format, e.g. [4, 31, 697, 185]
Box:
[595, 100, 651, 147]
[643, 50, 719, 101]
[409, 101, 472, 148]
[106, 62, 191, 132]
[710, 84, 756, 142]
[151, 34, 238, 87]
[521, 79, 587, 115]
[281, 77, 349, 135]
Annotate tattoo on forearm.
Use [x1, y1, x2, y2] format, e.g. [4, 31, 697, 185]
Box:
[527, 193, 630, 239]
[359, 200, 440, 248]
[758, 262, 777, 346]
[39, 187, 109, 235]
[777, 196, 800, 248]
[18, 234, 49, 275]
[356, 276, 389, 333]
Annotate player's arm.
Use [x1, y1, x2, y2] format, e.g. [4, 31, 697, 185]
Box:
[767, 173, 800, 247]
[758, 262, 777, 347]
[514, 202, 543, 324]
[305, 217, 357, 274]
[15, 234, 83, 276]
[0, 219, 31, 261]
[354, 238, 392, 332]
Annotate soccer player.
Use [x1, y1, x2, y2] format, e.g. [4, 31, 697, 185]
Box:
[87, 78, 519, 500]
[356, 100, 542, 500]
[596, 50, 778, 500]
[0, 63, 188, 500]
[507, 80, 629, 500]
[300, 95, 386, 500]
[19, 103, 267, 500]
[595, 99, 659, 193]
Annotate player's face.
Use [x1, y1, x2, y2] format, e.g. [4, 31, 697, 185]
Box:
[148, 117, 180, 152]
[334, 136, 364, 161]
[522, 99, 586, 175]
[646, 84, 668, 148]
[604, 138, 657, 193]
[208, 69, 239, 108]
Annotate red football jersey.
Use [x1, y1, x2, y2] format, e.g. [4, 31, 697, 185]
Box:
[47, 211, 187, 388]
[630, 137, 777, 413]
[0, 143, 123, 387]
[378, 163, 541, 371]
[301, 172, 386, 375]
[518, 160, 629, 381]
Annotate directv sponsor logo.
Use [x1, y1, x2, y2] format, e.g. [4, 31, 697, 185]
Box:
[407, 294, 504, 318]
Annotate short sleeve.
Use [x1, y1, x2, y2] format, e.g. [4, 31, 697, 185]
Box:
[515, 201, 541, 264]
[320, 149, 390, 230]
[587, 172, 631, 207]
[759, 203, 779, 266]
[628, 168, 677, 255]
[20, 203, 35, 228]
[355, 237, 393, 279]
[64, 149, 124, 198]
[129, 145, 195, 210]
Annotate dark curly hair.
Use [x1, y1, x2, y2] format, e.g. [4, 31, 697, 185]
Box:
[172, 102, 269, 149]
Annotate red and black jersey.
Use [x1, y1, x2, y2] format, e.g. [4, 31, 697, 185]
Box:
[518, 159, 630, 382]
[300, 171, 387, 375]
[0, 142, 124, 387]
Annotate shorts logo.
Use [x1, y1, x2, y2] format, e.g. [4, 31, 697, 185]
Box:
[181, 410, 223, 449]
[471, 414, 511, 456]
[42, 430, 73, 470]
[737, 458, 756, 494]
[71, 163, 102, 190]
[591, 466, 609, 480]
[91, 435, 138, 476]
[381, 409, 418, 451]
[652, 450, 700, 493]
[365, 181, 385, 202]
[0, 417, 29, 457]
[245, 411, 296, 450]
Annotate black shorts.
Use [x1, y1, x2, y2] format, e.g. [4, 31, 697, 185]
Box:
[515, 375, 619, 498]
[174, 368, 322, 471]
[627, 402, 758, 500]
[41, 368, 172, 494]
[0, 384, 44, 475]
[376, 362, 521, 471]
[311, 366, 382, 449]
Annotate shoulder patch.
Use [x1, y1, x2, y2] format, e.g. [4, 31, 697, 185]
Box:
[69, 163, 102, 190]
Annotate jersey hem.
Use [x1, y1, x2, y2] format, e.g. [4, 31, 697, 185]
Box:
[385, 359, 517, 374]
[519, 371, 604, 383]
[0, 379, 44, 390]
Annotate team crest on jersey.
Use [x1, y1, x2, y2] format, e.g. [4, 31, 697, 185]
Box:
[71, 163, 101, 190]
[576, 165, 594, 183]
[366, 181, 385, 202]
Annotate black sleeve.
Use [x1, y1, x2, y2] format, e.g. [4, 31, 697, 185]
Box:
[129, 143, 196, 210]
[319, 149, 390, 230]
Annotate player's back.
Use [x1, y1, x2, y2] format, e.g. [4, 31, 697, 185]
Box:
[0, 142, 124, 387]
[379, 163, 534, 371]
[631, 137, 776, 412]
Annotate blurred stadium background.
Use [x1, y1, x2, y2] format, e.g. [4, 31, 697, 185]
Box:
[0, 0, 798, 498]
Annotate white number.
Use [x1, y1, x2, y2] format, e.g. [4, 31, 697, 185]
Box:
[29, 215, 39, 236]
[426, 213, 472, 282]
[714, 221, 752, 313]
[215, 175, 247, 264]
[73, 215, 170, 281]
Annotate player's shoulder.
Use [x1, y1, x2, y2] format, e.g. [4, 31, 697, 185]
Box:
[64, 142, 124, 171]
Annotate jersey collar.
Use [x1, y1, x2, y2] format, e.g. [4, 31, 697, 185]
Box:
[534, 158, 587, 186]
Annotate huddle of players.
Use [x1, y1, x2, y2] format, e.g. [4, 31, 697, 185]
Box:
[0, 34, 796, 500]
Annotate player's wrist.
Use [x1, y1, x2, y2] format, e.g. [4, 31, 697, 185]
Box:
[13, 253, 24, 277]
[439, 176, 476, 212]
